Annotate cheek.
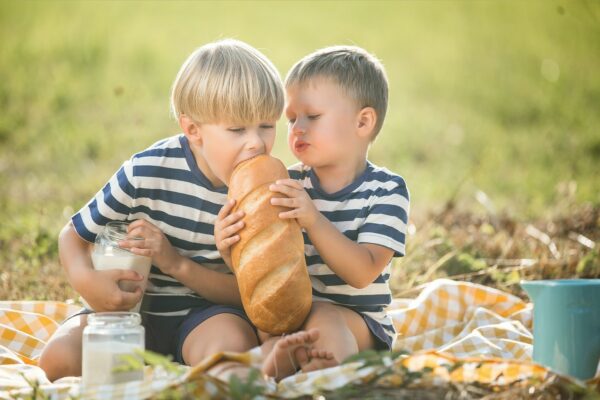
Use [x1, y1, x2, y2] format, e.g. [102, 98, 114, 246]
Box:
[265, 131, 277, 151]
[319, 127, 339, 148]
[332, 120, 352, 145]
[209, 141, 236, 169]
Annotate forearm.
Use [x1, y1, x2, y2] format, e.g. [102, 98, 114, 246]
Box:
[59, 222, 95, 294]
[169, 257, 242, 307]
[306, 214, 382, 289]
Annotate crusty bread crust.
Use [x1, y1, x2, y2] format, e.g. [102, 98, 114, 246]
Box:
[229, 155, 312, 334]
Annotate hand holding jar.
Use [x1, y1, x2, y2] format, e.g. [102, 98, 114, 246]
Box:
[89, 221, 152, 312]
[117, 219, 183, 277]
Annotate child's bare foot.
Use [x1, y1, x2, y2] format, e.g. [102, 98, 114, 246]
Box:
[262, 329, 319, 381]
[299, 348, 338, 373]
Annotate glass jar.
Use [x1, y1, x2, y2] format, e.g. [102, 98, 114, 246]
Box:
[82, 312, 145, 387]
[89, 221, 152, 312]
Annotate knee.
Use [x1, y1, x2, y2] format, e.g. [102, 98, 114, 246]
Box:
[183, 318, 258, 365]
[209, 324, 258, 353]
[38, 339, 81, 382]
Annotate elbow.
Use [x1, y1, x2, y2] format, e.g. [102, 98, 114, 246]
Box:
[351, 281, 370, 290]
[347, 276, 374, 290]
[345, 265, 384, 289]
[346, 255, 383, 289]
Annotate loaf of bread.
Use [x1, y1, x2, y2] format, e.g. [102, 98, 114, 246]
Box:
[228, 155, 312, 334]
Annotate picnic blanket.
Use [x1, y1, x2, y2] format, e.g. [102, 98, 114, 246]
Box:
[0, 279, 582, 399]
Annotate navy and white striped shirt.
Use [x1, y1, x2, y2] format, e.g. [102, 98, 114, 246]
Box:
[72, 134, 230, 317]
[289, 161, 409, 345]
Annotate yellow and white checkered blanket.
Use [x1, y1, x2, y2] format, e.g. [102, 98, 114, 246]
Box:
[0, 280, 561, 399]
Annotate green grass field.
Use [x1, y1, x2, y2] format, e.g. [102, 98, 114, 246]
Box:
[0, 0, 598, 301]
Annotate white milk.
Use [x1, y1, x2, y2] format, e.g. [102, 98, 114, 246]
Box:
[92, 250, 152, 291]
[82, 340, 144, 387]
[84, 249, 151, 312]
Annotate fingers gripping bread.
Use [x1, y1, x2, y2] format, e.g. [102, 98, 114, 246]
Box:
[228, 155, 312, 334]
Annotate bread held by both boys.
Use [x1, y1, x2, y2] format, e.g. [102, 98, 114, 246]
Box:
[228, 155, 312, 334]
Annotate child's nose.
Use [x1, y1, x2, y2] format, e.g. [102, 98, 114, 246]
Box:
[246, 130, 265, 151]
[290, 119, 306, 136]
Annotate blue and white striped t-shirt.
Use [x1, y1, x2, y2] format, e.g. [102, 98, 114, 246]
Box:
[288, 161, 410, 345]
[72, 134, 230, 317]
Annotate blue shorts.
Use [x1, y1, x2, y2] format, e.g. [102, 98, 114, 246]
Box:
[64, 303, 257, 364]
[361, 313, 393, 351]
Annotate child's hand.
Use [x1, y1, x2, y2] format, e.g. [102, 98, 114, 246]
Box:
[270, 179, 321, 230]
[214, 199, 245, 270]
[118, 219, 183, 276]
[82, 268, 144, 311]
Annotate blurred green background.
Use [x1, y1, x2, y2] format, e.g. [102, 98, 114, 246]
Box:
[0, 1, 598, 298]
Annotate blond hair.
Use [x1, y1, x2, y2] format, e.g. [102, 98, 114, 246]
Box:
[171, 39, 284, 124]
[286, 46, 388, 138]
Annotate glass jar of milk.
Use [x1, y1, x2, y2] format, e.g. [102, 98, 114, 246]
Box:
[82, 312, 145, 387]
[91, 221, 152, 312]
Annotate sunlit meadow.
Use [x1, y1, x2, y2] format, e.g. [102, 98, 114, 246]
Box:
[0, 1, 598, 300]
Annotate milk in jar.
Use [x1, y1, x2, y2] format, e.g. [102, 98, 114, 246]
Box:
[87, 221, 152, 312]
[82, 312, 145, 387]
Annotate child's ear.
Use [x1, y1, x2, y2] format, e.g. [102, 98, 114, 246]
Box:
[357, 107, 377, 139]
[179, 115, 202, 144]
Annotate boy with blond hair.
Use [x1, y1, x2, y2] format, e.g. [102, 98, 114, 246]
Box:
[219, 45, 410, 380]
[40, 39, 285, 381]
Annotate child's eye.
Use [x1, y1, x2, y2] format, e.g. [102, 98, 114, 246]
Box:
[259, 124, 275, 130]
[307, 114, 320, 120]
[228, 127, 245, 133]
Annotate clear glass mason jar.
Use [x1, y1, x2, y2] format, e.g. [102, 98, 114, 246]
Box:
[82, 312, 145, 387]
[89, 221, 152, 312]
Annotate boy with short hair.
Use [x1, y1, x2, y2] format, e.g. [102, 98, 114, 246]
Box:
[219, 45, 409, 380]
[39, 39, 285, 382]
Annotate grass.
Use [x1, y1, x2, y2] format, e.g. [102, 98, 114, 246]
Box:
[0, 30, 599, 400]
[0, 1, 598, 305]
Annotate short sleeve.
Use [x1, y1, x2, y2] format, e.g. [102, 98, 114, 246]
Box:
[357, 180, 410, 257]
[71, 158, 137, 243]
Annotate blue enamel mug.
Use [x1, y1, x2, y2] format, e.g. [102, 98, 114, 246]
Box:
[521, 279, 600, 380]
